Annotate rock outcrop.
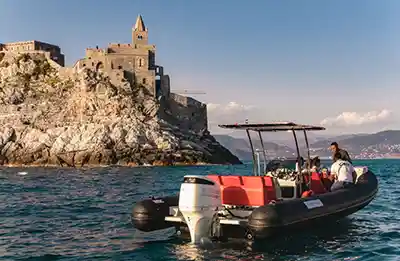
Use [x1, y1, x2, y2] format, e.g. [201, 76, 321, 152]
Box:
[0, 53, 241, 167]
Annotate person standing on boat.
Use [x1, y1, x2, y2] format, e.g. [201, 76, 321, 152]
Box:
[329, 142, 352, 164]
[329, 152, 357, 191]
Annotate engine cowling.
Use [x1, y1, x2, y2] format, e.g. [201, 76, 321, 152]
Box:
[178, 175, 222, 244]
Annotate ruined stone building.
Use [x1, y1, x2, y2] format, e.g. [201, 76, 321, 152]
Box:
[0, 41, 65, 66]
[74, 15, 170, 99]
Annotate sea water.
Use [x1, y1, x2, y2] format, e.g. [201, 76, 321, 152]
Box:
[0, 160, 399, 260]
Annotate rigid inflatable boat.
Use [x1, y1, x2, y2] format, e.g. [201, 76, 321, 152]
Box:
[132, 122, 378, 244]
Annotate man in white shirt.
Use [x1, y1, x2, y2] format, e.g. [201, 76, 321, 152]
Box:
[329, 152, 357, 191]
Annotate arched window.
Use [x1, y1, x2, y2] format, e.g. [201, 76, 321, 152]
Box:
[96, 62, 104, 71]
[138, 58, 144, 67]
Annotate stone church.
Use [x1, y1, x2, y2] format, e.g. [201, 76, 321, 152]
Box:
[74, 15, 170, 98]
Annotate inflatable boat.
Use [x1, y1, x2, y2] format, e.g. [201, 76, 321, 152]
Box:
[131, 122, 378, 244]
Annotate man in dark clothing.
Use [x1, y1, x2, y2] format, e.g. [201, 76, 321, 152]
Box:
[329, 142, 352, 164]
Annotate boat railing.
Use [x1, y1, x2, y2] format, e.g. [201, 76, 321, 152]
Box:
[254, 149, 263, 176]
[254, 150, 290, 176]
[218, 122, 326, 196]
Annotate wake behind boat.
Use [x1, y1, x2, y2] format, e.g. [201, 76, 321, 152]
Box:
[131, 122, 378, 244]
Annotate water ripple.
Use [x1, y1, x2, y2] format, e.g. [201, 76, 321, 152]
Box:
[0, 160, 398, 260]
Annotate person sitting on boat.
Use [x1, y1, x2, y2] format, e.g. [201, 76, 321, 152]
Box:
[329, 142, 352, 164]
[329, 151, 357, 191]
[310, 156, 322, 173]
[310, 156, 334, 190]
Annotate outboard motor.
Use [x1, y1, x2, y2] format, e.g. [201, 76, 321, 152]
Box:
[178, 175, 222, 244]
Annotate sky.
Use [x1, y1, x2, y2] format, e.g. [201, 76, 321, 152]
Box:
[1, 0, 400, 137]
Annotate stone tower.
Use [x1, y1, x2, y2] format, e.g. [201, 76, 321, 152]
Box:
[132, 15, 148, 46]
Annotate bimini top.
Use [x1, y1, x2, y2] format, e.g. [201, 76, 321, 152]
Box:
[218, 122, 325, 132]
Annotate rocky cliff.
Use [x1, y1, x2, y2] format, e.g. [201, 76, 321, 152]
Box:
[0, 53, 241, 167]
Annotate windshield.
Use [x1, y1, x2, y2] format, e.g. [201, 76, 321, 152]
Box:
[265, 158, 298, 172]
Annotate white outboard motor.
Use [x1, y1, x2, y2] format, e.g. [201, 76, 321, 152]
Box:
[178, 175, 222, 244]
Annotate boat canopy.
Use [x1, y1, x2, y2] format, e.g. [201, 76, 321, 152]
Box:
[218, 122, 327, 196]
[218, 122, 325, 132]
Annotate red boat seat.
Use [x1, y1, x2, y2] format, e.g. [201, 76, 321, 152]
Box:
[241, 176, 265, 206]
[310, 172, 327, 194]
[263, 176, 278, 202]
[220, 176, 248, 205]
[206, 175, 277, 206]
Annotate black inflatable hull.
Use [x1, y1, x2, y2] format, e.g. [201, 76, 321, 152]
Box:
[132, 195, 179, 232]
[131, 170, 378, 241]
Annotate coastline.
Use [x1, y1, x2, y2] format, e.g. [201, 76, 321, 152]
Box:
[0, 161, 234, 169]
[1, 157, 398, 169]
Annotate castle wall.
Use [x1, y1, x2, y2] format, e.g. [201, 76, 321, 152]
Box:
[107, 43, 154, 54]
[74, 53, 157, 96]
[1, 15, 210, 133]
[168, 93, 208, 133]
[0, 41, 65, 66]
[135, 70, 156, 95]
[109, 56, 135, 71]
[160, 75, 170, 98]
[81, 43, 158, 96]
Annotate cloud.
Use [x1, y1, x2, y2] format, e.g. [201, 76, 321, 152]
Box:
[320, 109, 391, 126]
[207, 101, 255, 115]
[207, 102, 257, 132]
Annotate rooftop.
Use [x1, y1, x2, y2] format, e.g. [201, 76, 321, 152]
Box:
[134, 15, 146, 31]
[218, 122, 326, 132]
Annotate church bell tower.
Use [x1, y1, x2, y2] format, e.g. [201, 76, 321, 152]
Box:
[132, 15, 148, 46]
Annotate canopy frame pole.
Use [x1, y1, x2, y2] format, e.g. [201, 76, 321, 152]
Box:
[292, 129, 303, 197]
[258, 130, 267, 174]
[303, 129, 312, 187]
[246, 129, 257, 176]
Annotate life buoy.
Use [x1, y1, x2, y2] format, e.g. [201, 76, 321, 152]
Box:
[301, 190, 314, 198]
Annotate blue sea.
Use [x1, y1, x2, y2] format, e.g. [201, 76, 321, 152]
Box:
[0, 159, 399, 261]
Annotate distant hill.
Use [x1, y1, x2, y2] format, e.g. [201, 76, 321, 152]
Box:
[309, 130, 400, 158]
[214, 130, 400, 160]
[214, 135, 296, 160]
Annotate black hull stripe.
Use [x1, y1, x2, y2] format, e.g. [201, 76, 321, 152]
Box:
[250, 187, 378, 229]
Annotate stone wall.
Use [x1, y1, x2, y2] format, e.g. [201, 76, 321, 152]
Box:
[167, 93, 208, 133]
[0, 51, 209, 137]
[160, 75, 170, 98]
[76, 45, 157, 96]
[0, 41, 65, 66]
[0, 15, 208, 135]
